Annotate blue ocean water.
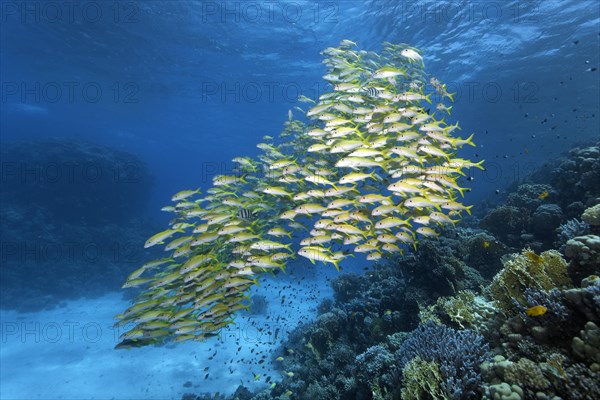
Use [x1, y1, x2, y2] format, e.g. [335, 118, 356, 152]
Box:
[1, 1, 599, 399]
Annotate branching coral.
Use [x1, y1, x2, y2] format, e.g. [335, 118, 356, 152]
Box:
[398, 322, 490, 399]
[354, 344, 397, 396]
[555, 218, 590, 250]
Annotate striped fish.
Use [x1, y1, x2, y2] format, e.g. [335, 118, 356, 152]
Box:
[364, 87, 380, 98]
[236, 208, 256, 220]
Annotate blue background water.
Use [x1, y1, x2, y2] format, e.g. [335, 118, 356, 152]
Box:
[1, 1, 599, 398]
[2, 0, 599, 221]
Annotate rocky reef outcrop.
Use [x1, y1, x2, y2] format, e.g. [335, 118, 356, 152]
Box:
[0, 139, 156, 310]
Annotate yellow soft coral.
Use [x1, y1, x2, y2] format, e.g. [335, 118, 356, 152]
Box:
[401, 356, 448, 400]
[487, 249, 572, 313]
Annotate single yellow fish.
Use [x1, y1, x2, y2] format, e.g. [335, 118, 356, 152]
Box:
[526, 305, 548, 317]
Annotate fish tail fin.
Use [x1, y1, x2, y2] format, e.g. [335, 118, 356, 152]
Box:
[447, 92, 455, 102]
[465, 133, 476, 147]
[331, 259, 341, 271]
[447, 105, 453, 115]
[425, 93, 432, 104]
[465, 205, 473, 215]
[456, 186, 467, 198]
[253, 278, 260, 287]
[475, 159, 485, 170]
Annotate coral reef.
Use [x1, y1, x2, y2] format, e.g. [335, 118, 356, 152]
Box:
[420, 290, 497, 331]
[0, 139, 153, 224]
[531, 204, 563, 240]
[479, 206, 529, 247]
[563, 275, 600, 322]
[484, 381, 524, 400]
[555, 218, 590, 250]
[480, 141, 600, 251]
[180, 141, 600, 400]
[354, 344, 397, 395]
[487, 249, 572, 313]
[564, 235, 600, 283]
[571, 321, 600, 366]
[398, 322, 490, 399]
[582, 204, 600, 228]
[400, 356, 445, 400]
[0, 139, 156, 310]
[482, 352, 600, 400]
[464, 232, 511, 279]
[551, 144, 600, 213]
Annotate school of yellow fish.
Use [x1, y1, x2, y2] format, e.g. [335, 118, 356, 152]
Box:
[115, 40, 483, 348]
